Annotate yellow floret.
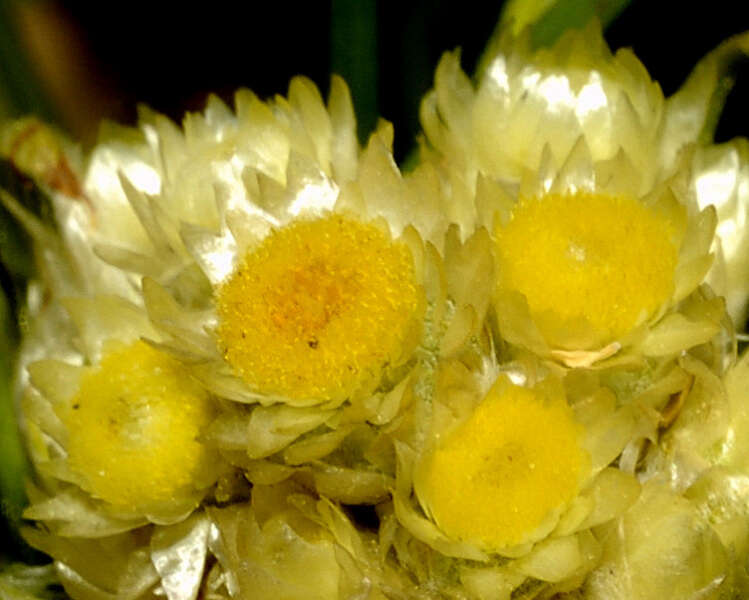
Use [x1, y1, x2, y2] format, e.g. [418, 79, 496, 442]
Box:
[215, 215, 423, 404]
[419, 377, 589, 550]
[495, 192, 680, 348]
[62, 341, 213, 511]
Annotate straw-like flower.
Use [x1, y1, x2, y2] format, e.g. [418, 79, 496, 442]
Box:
[0, 122, 219, 538]
[579, 306, 748, 599]
[21, 295, 217, 530]
[83, 78, 447, 416]
[90, 77, 495, 480]
[419, 22, 748, 367]
[6, 259, 220, 596]
[391, 359, 640, 595]
[3, 11, 749, 600]
[634, 346, 749, 597]
[416, 375, 591, 552]
[0, 119, 222, 597]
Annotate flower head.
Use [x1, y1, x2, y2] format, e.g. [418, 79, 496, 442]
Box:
[416, 375, 590, 550]
[392, 360, 641, 593]
[22, 296, 217, 529]
[495, 190, 681, 349]
[57, 340, 213, 512]
[420, 22, 728, 365]
[421, 21, 668, 193]
[118, 82, 456, 415]
[215, 214, 424, 405]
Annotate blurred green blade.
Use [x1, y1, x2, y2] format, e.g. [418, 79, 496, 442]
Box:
[500, 0, 631, 48]
[657, 32, 749, 173]
[330, 0, 378, 144]
[0, 2, 57, 121]
[500, 0, 557, 33]
[1, 285, 28, 537]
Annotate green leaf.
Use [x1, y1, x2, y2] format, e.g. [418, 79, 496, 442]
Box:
[0, 200, 33, 287]
[0, 158, 60, 235]
[500, 0, 557, 35]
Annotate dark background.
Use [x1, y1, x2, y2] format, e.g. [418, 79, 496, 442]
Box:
[3, 0, 749, 161]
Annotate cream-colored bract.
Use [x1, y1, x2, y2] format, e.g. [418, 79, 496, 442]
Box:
[96, 80, 491, 416]
[418, 22, 742, 367]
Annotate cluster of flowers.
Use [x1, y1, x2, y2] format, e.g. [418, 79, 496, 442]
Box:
[4, 22, 749, 600]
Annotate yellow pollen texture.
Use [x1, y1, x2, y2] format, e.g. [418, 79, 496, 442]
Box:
[63, 341, 213, 511]
[494, 192, 679, 347]
[420, 379, 588, 551]
[215, 215, 422, 404]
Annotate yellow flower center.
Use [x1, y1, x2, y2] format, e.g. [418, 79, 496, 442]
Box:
[419, 378, 588, 551]
[215, 215, 423, 404]
[494, 192, 680, 347]
[63, 341, 213, 511]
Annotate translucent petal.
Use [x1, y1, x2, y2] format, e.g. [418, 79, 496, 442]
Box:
[641, 313, 720, 357]
[585, 481, 731, 599]
[27, 360, 82, 408]
[694, 140, 749, 327]
[208, 501, 341, 600]
[62, 295, 157, 363]
[309, 464, 392, 504]
[23, 488, 145, 538]
[289, 77, 333, 175]
[245, 405, 334, 459]
[151, 513, 210, 600]
[180, 222, 238, 286]
[328, 75, 358, 183]
[514, 534, 581, 582]
[576, 467, 640, 530]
